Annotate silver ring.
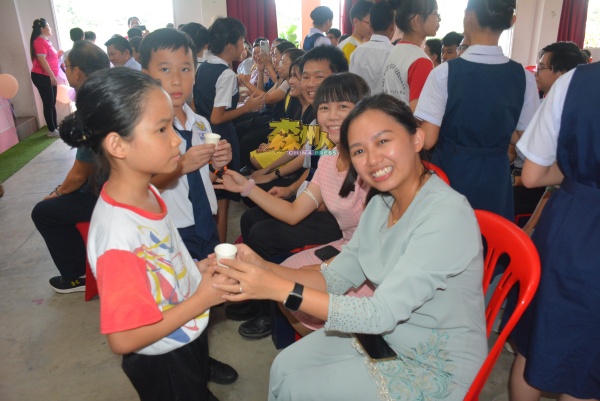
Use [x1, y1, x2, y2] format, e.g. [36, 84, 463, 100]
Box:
[239, 285, 243, 294]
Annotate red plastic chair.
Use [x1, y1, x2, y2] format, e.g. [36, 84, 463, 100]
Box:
[422, 160, 450, 185]
[464, 210, 541, 400]
[75, 222, 98, 301]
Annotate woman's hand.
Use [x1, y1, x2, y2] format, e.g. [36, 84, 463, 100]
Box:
[213, 258, 290, 303]
[57, 50, 64, 58]
[50, 75, 57, 86]
[211, 139, 232, 170]
[268, 186, 293, 199]
[213, 169, 249, 193]
[235, 243, 269, 269]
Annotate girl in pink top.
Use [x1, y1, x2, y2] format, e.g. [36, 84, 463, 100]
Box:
[30, 18, 62, 135]
[217, 73, 374, 335]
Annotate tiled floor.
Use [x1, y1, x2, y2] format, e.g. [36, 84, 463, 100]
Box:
[0, 140, 557, 400]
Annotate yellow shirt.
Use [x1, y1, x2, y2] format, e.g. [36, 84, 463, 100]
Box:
[337, 35, 363, 64]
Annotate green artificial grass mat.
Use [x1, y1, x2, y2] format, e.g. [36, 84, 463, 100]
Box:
[0, 127, 58, 182]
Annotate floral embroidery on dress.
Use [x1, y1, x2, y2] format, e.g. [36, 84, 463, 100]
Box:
[354, 329, 457, 401]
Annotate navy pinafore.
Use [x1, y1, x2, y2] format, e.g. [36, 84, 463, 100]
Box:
[431, 58, 525, 220]
[513, 63, 600, 398]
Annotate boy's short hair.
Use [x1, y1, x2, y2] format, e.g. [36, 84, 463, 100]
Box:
[127, 27, 143, 39]
[139, 28, 197, 70]
[299, 45, 348, 74]
[540, 41, 588, 73]
[104, 35, 133, 55]
[84, 31, 96, 41]
[180, 22, 210, 53]
[351, 0, 374, 21]
[327, 28, 341, 39]
[129, 36, 142, 53]
[426, 38, 442, 62]
[442, 31, 464, 47]
[369, 2, 394, 32]
[70, 27, 84, 42]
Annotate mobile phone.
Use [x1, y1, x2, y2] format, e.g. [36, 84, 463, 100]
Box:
[314, 245, 340, 262]
[259, 39, 270, 55]
[353, 333, 398, 362]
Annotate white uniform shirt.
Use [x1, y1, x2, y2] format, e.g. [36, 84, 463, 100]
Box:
[124, 57, 142, 71]
[160, 104, 218, 229]
[349, 34, 394, 94]
[517, 69, 575, 166]
[205, 53, 238, 109]
[414, 45, 539, 131]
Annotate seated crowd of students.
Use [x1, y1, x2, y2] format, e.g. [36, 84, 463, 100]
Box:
[30, 0, 598, 400]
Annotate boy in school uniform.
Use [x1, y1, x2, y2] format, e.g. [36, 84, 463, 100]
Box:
[140, 28, 238, 397]
[337, 0, 374, 63]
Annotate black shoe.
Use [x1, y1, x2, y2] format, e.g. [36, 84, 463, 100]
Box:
[239, 165, 252, 176]
[208, 389, 219, 401]
[225, 301, 259, 321]
[49, 276, 86, 294]
[209, 357, 238, 385]
[238, 315, 271, 340]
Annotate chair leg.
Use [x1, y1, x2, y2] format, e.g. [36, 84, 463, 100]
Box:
[84, 259, 98, 301]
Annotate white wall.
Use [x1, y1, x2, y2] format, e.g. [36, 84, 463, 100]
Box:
[512, 0, 563, 66]
[0, 0, 60, 123]
[174, 0, 226, 27]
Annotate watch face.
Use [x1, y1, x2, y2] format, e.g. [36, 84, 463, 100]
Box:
[284, 293, 303, 311]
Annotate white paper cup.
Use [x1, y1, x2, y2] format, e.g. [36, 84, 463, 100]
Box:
[204, 133, 221, 145]
[215, 243, 237, 267]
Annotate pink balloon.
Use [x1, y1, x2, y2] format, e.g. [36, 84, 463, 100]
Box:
[56, 84, 71, 104]
[68, 87, 77, 102]
[0, 74, 19, 99]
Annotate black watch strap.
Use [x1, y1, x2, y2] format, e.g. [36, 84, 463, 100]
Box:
[284, 282, 304, 311]
[274, 169, 282, 178]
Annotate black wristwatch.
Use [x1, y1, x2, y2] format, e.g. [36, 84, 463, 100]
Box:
[274, 169, 282, 178]
[284, 283, 304, 311]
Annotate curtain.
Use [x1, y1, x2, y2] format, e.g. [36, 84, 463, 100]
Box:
[341, 0, 358, 35]
[557, 0, 589, 48]
[226, 0, 278, 42]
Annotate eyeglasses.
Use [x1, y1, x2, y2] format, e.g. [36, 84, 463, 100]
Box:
[457, 45, 469, 53]
[64, 64, 75, 69]
[359, 19, 371, 27]
[536, 65, 551, 74]
[430, 12, 441, 20]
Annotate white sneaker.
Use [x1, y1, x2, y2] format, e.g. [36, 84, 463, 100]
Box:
[47, 129, 60, 138]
